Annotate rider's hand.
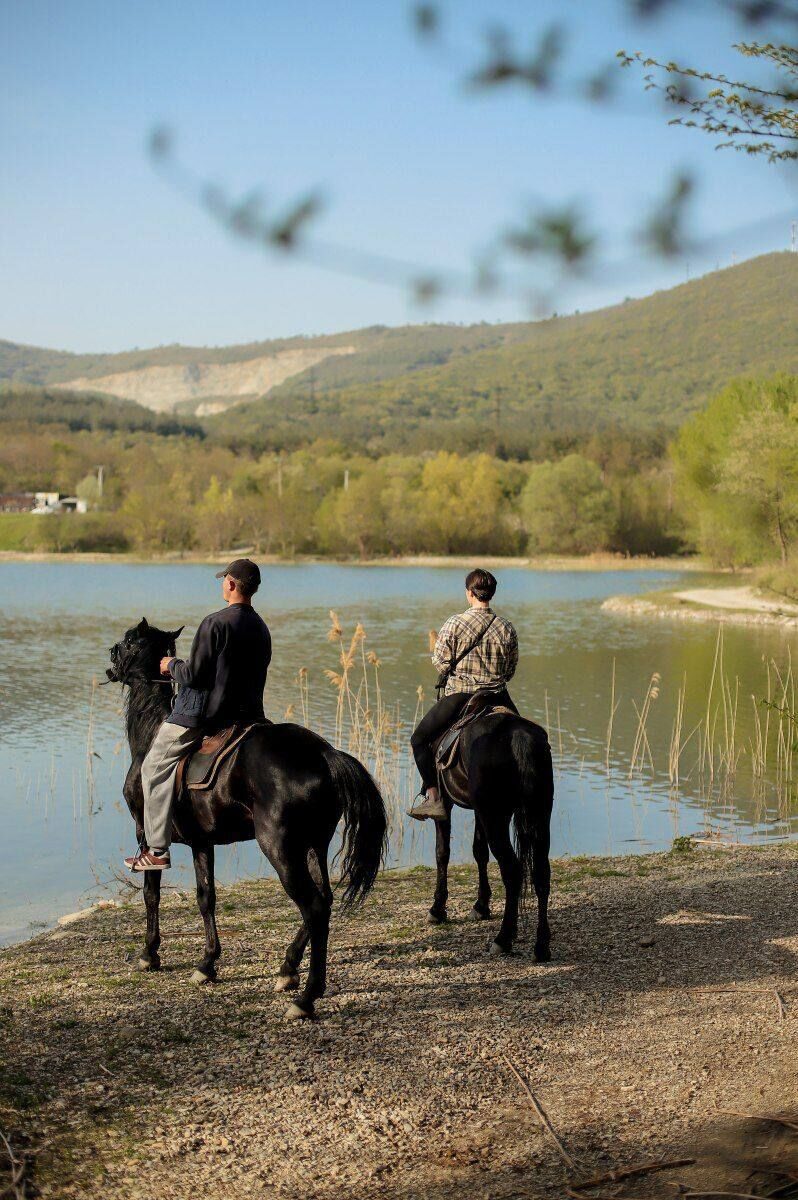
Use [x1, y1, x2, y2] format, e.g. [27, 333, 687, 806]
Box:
[159, 657, 175, 676]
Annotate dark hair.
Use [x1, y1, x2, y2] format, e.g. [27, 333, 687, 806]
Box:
[465, 568, 497, 602]
[230, 576, 258, 599]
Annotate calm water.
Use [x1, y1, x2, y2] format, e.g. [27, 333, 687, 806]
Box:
[1, 561, 796, 945]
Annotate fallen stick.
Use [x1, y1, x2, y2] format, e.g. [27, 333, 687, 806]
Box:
[682, 1192, 768, 1199]
[570, 1157, 696, 1191]
[566, 1192, 651, 1200]
[719, 1110, 798, 1132]
[501, 1053, 577, 1170]
[0, 1129, 26, 1200]
[775, 989, 787, 1024]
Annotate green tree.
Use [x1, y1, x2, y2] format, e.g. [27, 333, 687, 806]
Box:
[672, 375, 798, 566]
[720, 407, 798, 565]
[76, 471, 102, 509]
[417, 452, 516, 555]
[521, 454, 615, 554]
[194, 475, 241, 552]
[119, 471, 195, 552]
[316, 466, 389, 558]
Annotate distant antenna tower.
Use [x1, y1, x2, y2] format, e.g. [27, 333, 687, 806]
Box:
[792, 221, 797, 253]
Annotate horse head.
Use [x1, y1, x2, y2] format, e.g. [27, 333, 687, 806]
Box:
[106, 618, 184, 685]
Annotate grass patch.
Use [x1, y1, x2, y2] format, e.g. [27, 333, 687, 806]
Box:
[0, 1066, 41, 1112]
[670, 836, 695, 855]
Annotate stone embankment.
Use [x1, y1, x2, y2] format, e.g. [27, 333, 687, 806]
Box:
[2, 848, 798, 1198]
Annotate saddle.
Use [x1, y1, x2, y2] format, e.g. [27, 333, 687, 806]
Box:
[175, 720, 271, 792]
[432, 693, 518, 808]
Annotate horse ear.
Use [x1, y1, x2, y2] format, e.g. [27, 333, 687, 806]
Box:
[170, 626, 184, 640]
[137, 617, 149, 635]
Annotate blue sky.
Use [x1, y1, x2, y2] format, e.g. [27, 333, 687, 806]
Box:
[1, 0, 795, 352]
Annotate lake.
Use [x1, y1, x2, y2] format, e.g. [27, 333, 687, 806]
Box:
[1, 560, 796, 945]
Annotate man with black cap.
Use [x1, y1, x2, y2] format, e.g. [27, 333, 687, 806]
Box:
[125, 558, 271, 871]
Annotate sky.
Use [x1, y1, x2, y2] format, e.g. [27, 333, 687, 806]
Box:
[1, 0, 796, 353]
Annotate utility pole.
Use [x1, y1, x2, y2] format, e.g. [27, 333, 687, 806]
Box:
[792, 221, 797, 253]
[96, 465, 105, 500]
[343, 469, 349, 492]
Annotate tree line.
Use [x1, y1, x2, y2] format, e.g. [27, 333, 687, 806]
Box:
[1, 374, 795, 572]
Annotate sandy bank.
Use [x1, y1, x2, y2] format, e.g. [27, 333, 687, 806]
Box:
[2, 848, 798, 1199]
[604, 584, 798, 629]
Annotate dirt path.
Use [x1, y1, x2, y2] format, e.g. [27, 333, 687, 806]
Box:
[2, 847, 798, 1199]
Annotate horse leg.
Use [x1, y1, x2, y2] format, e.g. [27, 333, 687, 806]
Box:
[269, 843, 331, 1019]
[275, 923, 308, 993]
[428, 815, 451, 924]
[468, 819, 492, 921]
[532, 824, 552, 962]
[191, 844, 221, 984]
[275, 846, 332, 993]
[482, 813, 522, 956]
[139, 869, 162, 971]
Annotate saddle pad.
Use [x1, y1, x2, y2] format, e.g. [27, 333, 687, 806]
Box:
[184, 720, 270, 790]
[434, 705, 519, 808]
[435, 704, 517, 771]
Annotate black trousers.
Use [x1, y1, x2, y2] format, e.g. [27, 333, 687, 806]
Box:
[410, 687, 518, 792]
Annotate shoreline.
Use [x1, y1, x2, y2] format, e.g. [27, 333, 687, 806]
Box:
[0, 836, 752, 954]
[1, 549, 704, 571]
[3, 846, 798, 1198]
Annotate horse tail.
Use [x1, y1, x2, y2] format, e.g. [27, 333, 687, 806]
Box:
[510, 725, 554, 909]
[324, 748, 388, 910]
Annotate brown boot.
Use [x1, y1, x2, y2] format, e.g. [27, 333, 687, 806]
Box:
[408, 787, 447, 821]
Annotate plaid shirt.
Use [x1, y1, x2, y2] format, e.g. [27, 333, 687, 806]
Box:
[432, 607, 518, 695]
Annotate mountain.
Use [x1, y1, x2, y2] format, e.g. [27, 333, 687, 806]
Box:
[0, 323, 535, 416]
[2, 252, 796, 443]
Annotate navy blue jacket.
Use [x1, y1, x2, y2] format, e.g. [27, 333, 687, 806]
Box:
[168, 604, 271, 731]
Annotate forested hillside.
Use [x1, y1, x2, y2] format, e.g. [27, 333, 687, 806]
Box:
[3, 253, 795, 443]
[218, 252, 796, 453]
[1, 254, 795, 562]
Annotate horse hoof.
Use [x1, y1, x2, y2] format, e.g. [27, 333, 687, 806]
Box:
[274, 974, 300, 993]
[468, 907, 491, 922]
[428, 910, 447, 925]
[534, 945, 552, 963]
[285, 1001, 314, 1021]
[137, 957, 159, 972]
[190, 968, 215, 985]
[488, 940, 511, 958]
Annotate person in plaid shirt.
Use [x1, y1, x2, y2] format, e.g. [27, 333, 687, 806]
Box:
[409, 568, 519, 821]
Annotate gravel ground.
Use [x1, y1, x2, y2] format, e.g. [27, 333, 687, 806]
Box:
[2, 845, 798, 1199]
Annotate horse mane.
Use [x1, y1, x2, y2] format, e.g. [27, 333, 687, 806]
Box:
[125, 677, 173, 758]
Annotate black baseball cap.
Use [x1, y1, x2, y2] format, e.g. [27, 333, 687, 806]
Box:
[215, 558, 261, 590]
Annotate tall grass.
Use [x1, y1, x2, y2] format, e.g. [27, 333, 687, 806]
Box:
[288, 616, 798, 853]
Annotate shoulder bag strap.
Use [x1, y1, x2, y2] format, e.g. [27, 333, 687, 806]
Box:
[437, 614, 497, 698]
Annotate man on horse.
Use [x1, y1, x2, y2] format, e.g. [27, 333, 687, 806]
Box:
[124, 558, 271, 872]
[408, 568, 518, 821]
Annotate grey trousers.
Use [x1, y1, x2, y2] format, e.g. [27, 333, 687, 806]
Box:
[141, 721, 204, 851]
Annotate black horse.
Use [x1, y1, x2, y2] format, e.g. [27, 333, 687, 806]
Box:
[427, 711, 554, 961]
[106, 618, 387, 1019]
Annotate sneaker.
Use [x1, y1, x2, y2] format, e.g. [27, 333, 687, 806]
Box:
[408, 790, 448, 821]
[124, 848, 171, 872]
